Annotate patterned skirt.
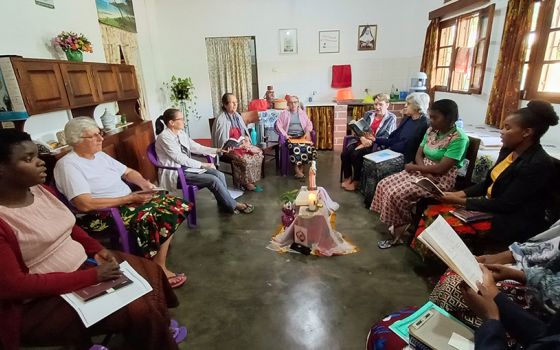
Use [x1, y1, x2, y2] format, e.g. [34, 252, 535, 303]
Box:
[77, 193, 191, 258]
[370, 158, 458, 227]
[287, 141, 317, 165]
[366, 306, 418, 350]
[411, 204, 492, 260]
[227, 146, 264, 187]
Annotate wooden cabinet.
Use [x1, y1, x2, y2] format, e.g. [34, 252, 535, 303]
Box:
[12, 59, 70, 115]
[116, 65, 139, 100]
[93, 64, 121, 101]
[59, 62, 99, 107]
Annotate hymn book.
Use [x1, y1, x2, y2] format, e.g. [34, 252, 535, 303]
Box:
[417, 215, 483, 292]
[411, 177, 445, 197]
[348, 118, 371, 137]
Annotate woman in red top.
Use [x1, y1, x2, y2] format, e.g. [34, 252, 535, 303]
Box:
[0, 129, 185, 350]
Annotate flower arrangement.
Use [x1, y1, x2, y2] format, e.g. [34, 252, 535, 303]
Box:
[53, 31, 93, 53]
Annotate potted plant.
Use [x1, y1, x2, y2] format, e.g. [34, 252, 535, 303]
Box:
[53, 31, 93, 62]
[279, 189, 299, 228]
[165, 75, 201, 136]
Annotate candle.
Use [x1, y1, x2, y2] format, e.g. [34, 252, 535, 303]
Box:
[307, 192, 317, 211]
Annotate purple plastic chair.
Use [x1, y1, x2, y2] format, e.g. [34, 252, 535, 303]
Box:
[48, 184, 135, 254]
[147, 142, 214, 228]
[275, 125, 317, 176]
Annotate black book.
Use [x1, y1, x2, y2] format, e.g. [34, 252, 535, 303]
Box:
[348, 118, 371, 137]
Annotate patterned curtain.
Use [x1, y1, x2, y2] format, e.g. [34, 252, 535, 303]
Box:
[205, 37, 253, 117]
[485, 0, 534, 128]
[99, 24, 148, 120]
[350, 105, 374, 120]
[306, 106, 334, 150]
[420, 18, 440, 101]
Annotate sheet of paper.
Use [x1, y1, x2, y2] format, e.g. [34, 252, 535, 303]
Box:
[61, 261, 153, 327]
[363, 149, 402, 162]
[448, 332, 475, 350]
[227, 188, 244, 199]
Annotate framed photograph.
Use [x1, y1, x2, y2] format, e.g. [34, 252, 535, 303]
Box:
[357, 25, 377, 51]
[279, 29, 298, 54]
[319, 30, 340, 53]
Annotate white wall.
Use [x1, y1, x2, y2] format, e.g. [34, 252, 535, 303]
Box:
[144, 0, 440, 138]
[434, 0, 560, 146]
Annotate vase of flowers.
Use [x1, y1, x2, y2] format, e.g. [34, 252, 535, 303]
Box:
[53, 31, 93, 62]
[165, 75, 201, 137]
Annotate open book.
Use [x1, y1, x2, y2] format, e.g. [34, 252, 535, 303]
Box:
[222, 136, 245, 149]
[348, 118, 371, 137]
[411, 177, 445, 197]
[450, 208, 493, 223]
[417, 215, 483, 291]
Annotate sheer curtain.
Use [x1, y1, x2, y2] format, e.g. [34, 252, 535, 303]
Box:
[99, 24, 148, 119]
[205, 37, 253, 117]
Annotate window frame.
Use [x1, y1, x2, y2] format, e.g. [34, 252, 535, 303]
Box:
[523, 0, 560, 103]
[433, 4, 495, 94]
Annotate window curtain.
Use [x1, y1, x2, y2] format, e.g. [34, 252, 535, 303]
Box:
[99, 24, 148, 120]
[305, 106, 334, 150]
[485, 0, 534, 128]
[205, 37, 253, 117]
[420, 18, 440, 101]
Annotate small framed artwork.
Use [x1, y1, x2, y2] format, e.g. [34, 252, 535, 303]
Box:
[279, 29, 298, 54]
[357, 25, 377, 51]
[319, 30, 340, 53]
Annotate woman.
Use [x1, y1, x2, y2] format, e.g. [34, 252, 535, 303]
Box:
[212, 93, 264, 191]
[341, 93, 397, 191]
[375, 92, 430, 163]
[413, 100, 559, 254]
[54, 117, 189, 288]
[155, 108, 254, 214]
[372, 99, 469, 249]
[0, 129, 185, 350]
[275, 95, 317, 178]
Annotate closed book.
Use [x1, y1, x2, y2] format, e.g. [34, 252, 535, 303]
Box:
[72, 275, 133, 302]
[409, 309, 474, 350]
[450, 208, 493, 223]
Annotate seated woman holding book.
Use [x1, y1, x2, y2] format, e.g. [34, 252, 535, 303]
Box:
[212, 92, 264, 191]
[374, 92, 430, 164]
[155, 108, 254, 214]
[275, 95, 317, 179]
[371, 99, 469, 249]
[412, 100, 559, 257]
[54, 117, 189, 288]
[0, 129, 186, 350]
[341, 93, 397, 191]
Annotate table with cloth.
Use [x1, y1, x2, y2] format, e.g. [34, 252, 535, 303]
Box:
[268, 187, 357, 256]
[360, 150, 405, 207]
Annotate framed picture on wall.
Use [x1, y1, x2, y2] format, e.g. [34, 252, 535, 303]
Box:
[357, 25, 377, 51]
[319, 30, 340, 53]
[279, 29, 298, 54]
[35, 0, 54, 9]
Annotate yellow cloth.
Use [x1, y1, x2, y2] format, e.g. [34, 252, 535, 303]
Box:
[487, 153, 514, 197]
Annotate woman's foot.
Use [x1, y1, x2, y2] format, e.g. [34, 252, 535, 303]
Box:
[342, 181, 359, 191]
[295, 165, 305, 178]
[377, 239, 404, 249]
[244, 183, 256, 191]
[163, 269, 187, 288]
[234, 202, 254, 214]
[341, 178, 352, 187]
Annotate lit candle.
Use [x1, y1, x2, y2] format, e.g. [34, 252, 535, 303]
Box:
[308, 192, 317, 211]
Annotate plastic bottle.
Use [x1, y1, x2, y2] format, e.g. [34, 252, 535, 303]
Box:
[250, 127, 258, 145]
[455, 117, 464, 129]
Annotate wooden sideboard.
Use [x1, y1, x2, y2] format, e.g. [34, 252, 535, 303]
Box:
[5, 56, 155, 182]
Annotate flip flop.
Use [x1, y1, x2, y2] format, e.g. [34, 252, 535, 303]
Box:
[171, 326, 188, 343]
[167, 274, 187, 288]
[170, 319, 178, 329]
[253, 185, 264, 192]
[377, 239, 404, 249]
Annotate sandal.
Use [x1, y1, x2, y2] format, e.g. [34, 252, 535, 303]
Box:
[167, 274, 187, 288]
[377, 239, 404, 249]
[234, 203, 254, 214]
[294, 173, 305, 179]
[171, 325, 188, 343]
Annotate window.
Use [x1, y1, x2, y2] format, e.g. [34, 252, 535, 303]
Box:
[523, 0, 560, 103]
[433, 5, 495, 94]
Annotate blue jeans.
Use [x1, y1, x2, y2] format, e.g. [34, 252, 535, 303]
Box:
[185, 168, 237, 211]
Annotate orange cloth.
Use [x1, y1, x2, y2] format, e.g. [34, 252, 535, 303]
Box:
[454, 47, 472, 73]
[331, 65, 352, 88]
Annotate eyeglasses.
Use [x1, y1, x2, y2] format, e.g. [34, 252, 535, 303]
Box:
[81, 131, 105, 139]
[288, 100, 299, 104]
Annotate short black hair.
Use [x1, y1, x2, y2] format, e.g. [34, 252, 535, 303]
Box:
[430, 99, 459, 126]
[0, 129, 32, 164]
[514, 100, 559, 140]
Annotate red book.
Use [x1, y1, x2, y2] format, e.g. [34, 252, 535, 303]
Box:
[72, 275, 133, 302]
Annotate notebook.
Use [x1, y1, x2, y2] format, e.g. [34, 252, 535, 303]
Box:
[450, 208, 493, 223]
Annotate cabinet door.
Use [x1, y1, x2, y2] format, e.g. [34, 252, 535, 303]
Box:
[59, 63, 99, 107]
[12, 59, 70, 115]
[116, 65, 139, 100]
[93, 64, 120, 102]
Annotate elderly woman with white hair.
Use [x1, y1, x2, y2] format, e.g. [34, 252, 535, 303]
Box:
[374, 92, 430, 163]
[53, 117, 190, 289]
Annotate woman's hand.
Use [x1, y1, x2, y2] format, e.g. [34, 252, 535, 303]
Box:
[201, 162, 216, 170]
[476, 251, 515, 265]
[485, 264, 526, 283]
[439, 191, 467, 205]
[94, 249, 118, 265]
[128, 192, 153, 205]
[404, 163, 418, 173]
[359, 136, 373, 147]
[95, 259, 121, 282]
[304, 132, 312, 142]
[139, 181, 156, 191]
[461, 265, 500, 321]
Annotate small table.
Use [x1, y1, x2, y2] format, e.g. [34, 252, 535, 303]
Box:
[257, 141, 279, 178]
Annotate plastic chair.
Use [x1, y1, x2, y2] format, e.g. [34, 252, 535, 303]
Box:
[47, 184, 135, 254]
[275, 125, 317, 176]
[147, 142, 213, 228]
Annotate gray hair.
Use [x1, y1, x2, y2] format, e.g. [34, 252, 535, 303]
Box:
[64, 117, 100, 146]
[406, 92, 430, 115]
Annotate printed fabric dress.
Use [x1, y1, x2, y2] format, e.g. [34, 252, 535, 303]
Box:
[77, 193, 191, 259]
[370, 126, 469, 228]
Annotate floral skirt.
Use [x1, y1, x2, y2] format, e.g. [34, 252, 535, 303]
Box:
[287, 141, 317, 165]
[410, 204, 492, 260]
[77, 193, 191, 258]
